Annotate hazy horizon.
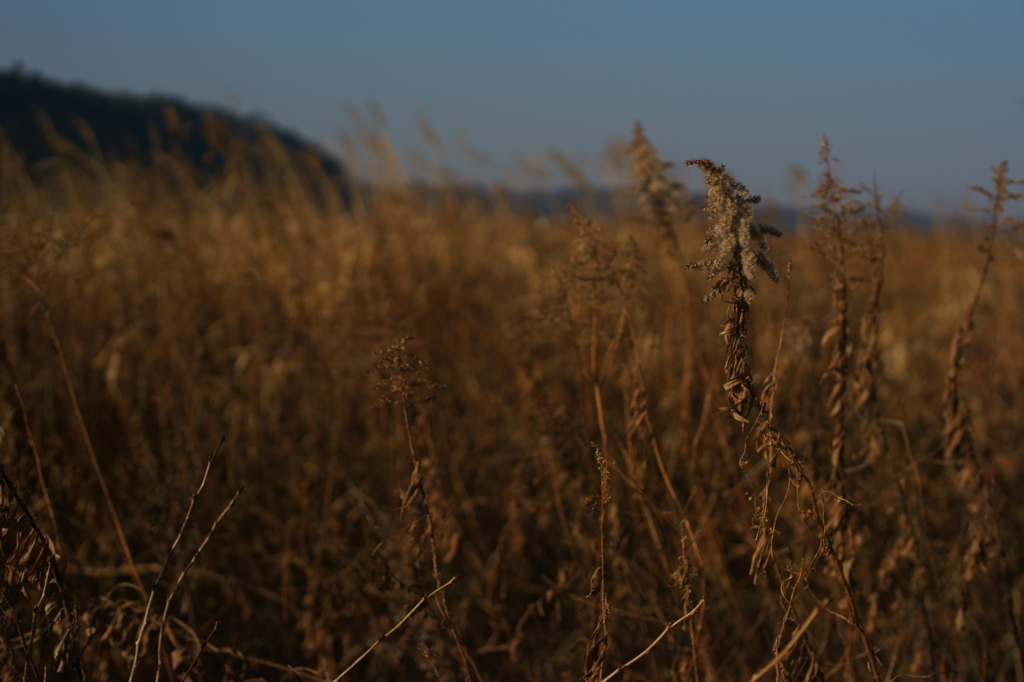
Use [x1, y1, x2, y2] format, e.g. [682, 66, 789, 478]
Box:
[3, 1, 1023, 214]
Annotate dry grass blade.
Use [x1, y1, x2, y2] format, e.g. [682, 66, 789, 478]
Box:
[583, 445, 611, 682]
[19, 274, 144, 591]
[0, 341, 59, 546]
[332, 576, 459, 681]
[154, 486, 243, 682]
[127, 438, 225, 682]
[748, 599, 830, 682]
[178, 621, 218, 682]
[600, 597, 706, 682]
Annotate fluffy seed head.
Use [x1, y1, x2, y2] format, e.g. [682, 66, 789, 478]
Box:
[685, 158, 781, 302]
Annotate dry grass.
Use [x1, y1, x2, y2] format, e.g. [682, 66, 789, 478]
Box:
[0, 114, 1023, 681]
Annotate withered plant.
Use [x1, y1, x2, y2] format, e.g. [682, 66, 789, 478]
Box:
[685, 157, 780, 422]
[940, 161, 1024, 674]
[810, 137, 861, 487]
[369, 337, 478, 682]
[628, 122, 687, 256]
[687, 157, 882, 682]
[1, 107, 1023, 682]
[0, 464, 82, 681]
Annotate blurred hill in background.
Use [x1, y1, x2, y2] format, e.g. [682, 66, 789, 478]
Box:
[0, 64, 350, 203]
[1, 65, 942, 230]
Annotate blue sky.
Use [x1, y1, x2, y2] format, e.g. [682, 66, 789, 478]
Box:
[2, 1, 1023, 212]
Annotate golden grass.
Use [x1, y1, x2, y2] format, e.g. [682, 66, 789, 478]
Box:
[0, 117, 1023, 681]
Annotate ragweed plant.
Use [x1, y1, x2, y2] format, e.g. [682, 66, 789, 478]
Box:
[369, 338, 478, 682]
[685, 159, 781, 302]
[687, 159, 882, 682]
[810, 137, 861, 484]
[685, 158, 780, 422]
[628, 122, 686, 254]
[940, 162, 1024, 669]
[848, 185, 893, 473]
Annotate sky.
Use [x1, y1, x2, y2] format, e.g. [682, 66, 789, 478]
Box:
[2, 1, 1023, 213]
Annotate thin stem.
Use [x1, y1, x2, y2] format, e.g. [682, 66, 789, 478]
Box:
[128, 439, 225, 682]
[600, 598, 706, 682]
[748, 599, 831, 682]
[332, 576, 458, 681]
[21, 274, 143, 590]
[0, 341, 60, 548]
[154, 487, 242, 682]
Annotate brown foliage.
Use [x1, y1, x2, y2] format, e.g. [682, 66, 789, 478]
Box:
[1, 118, 1023, 681]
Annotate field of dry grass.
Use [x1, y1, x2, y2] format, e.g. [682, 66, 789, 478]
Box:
[1, 117, 1022, 681]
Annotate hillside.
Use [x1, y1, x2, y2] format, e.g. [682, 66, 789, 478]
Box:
[0, 65, 349, 197]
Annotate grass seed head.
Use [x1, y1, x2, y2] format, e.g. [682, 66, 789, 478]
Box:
[685, 158, 781, 302]
[370, 337, 443, 408]
[628, 121, 685, 251]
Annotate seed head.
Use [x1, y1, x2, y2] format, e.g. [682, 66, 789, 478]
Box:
[685, 158, 781, 302]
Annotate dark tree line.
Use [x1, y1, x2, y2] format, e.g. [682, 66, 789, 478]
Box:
[1, 64, 349, 200]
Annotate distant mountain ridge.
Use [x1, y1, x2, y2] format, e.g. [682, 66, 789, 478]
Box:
[0, 64, 348, 191]
[1, 66, 941, 228]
